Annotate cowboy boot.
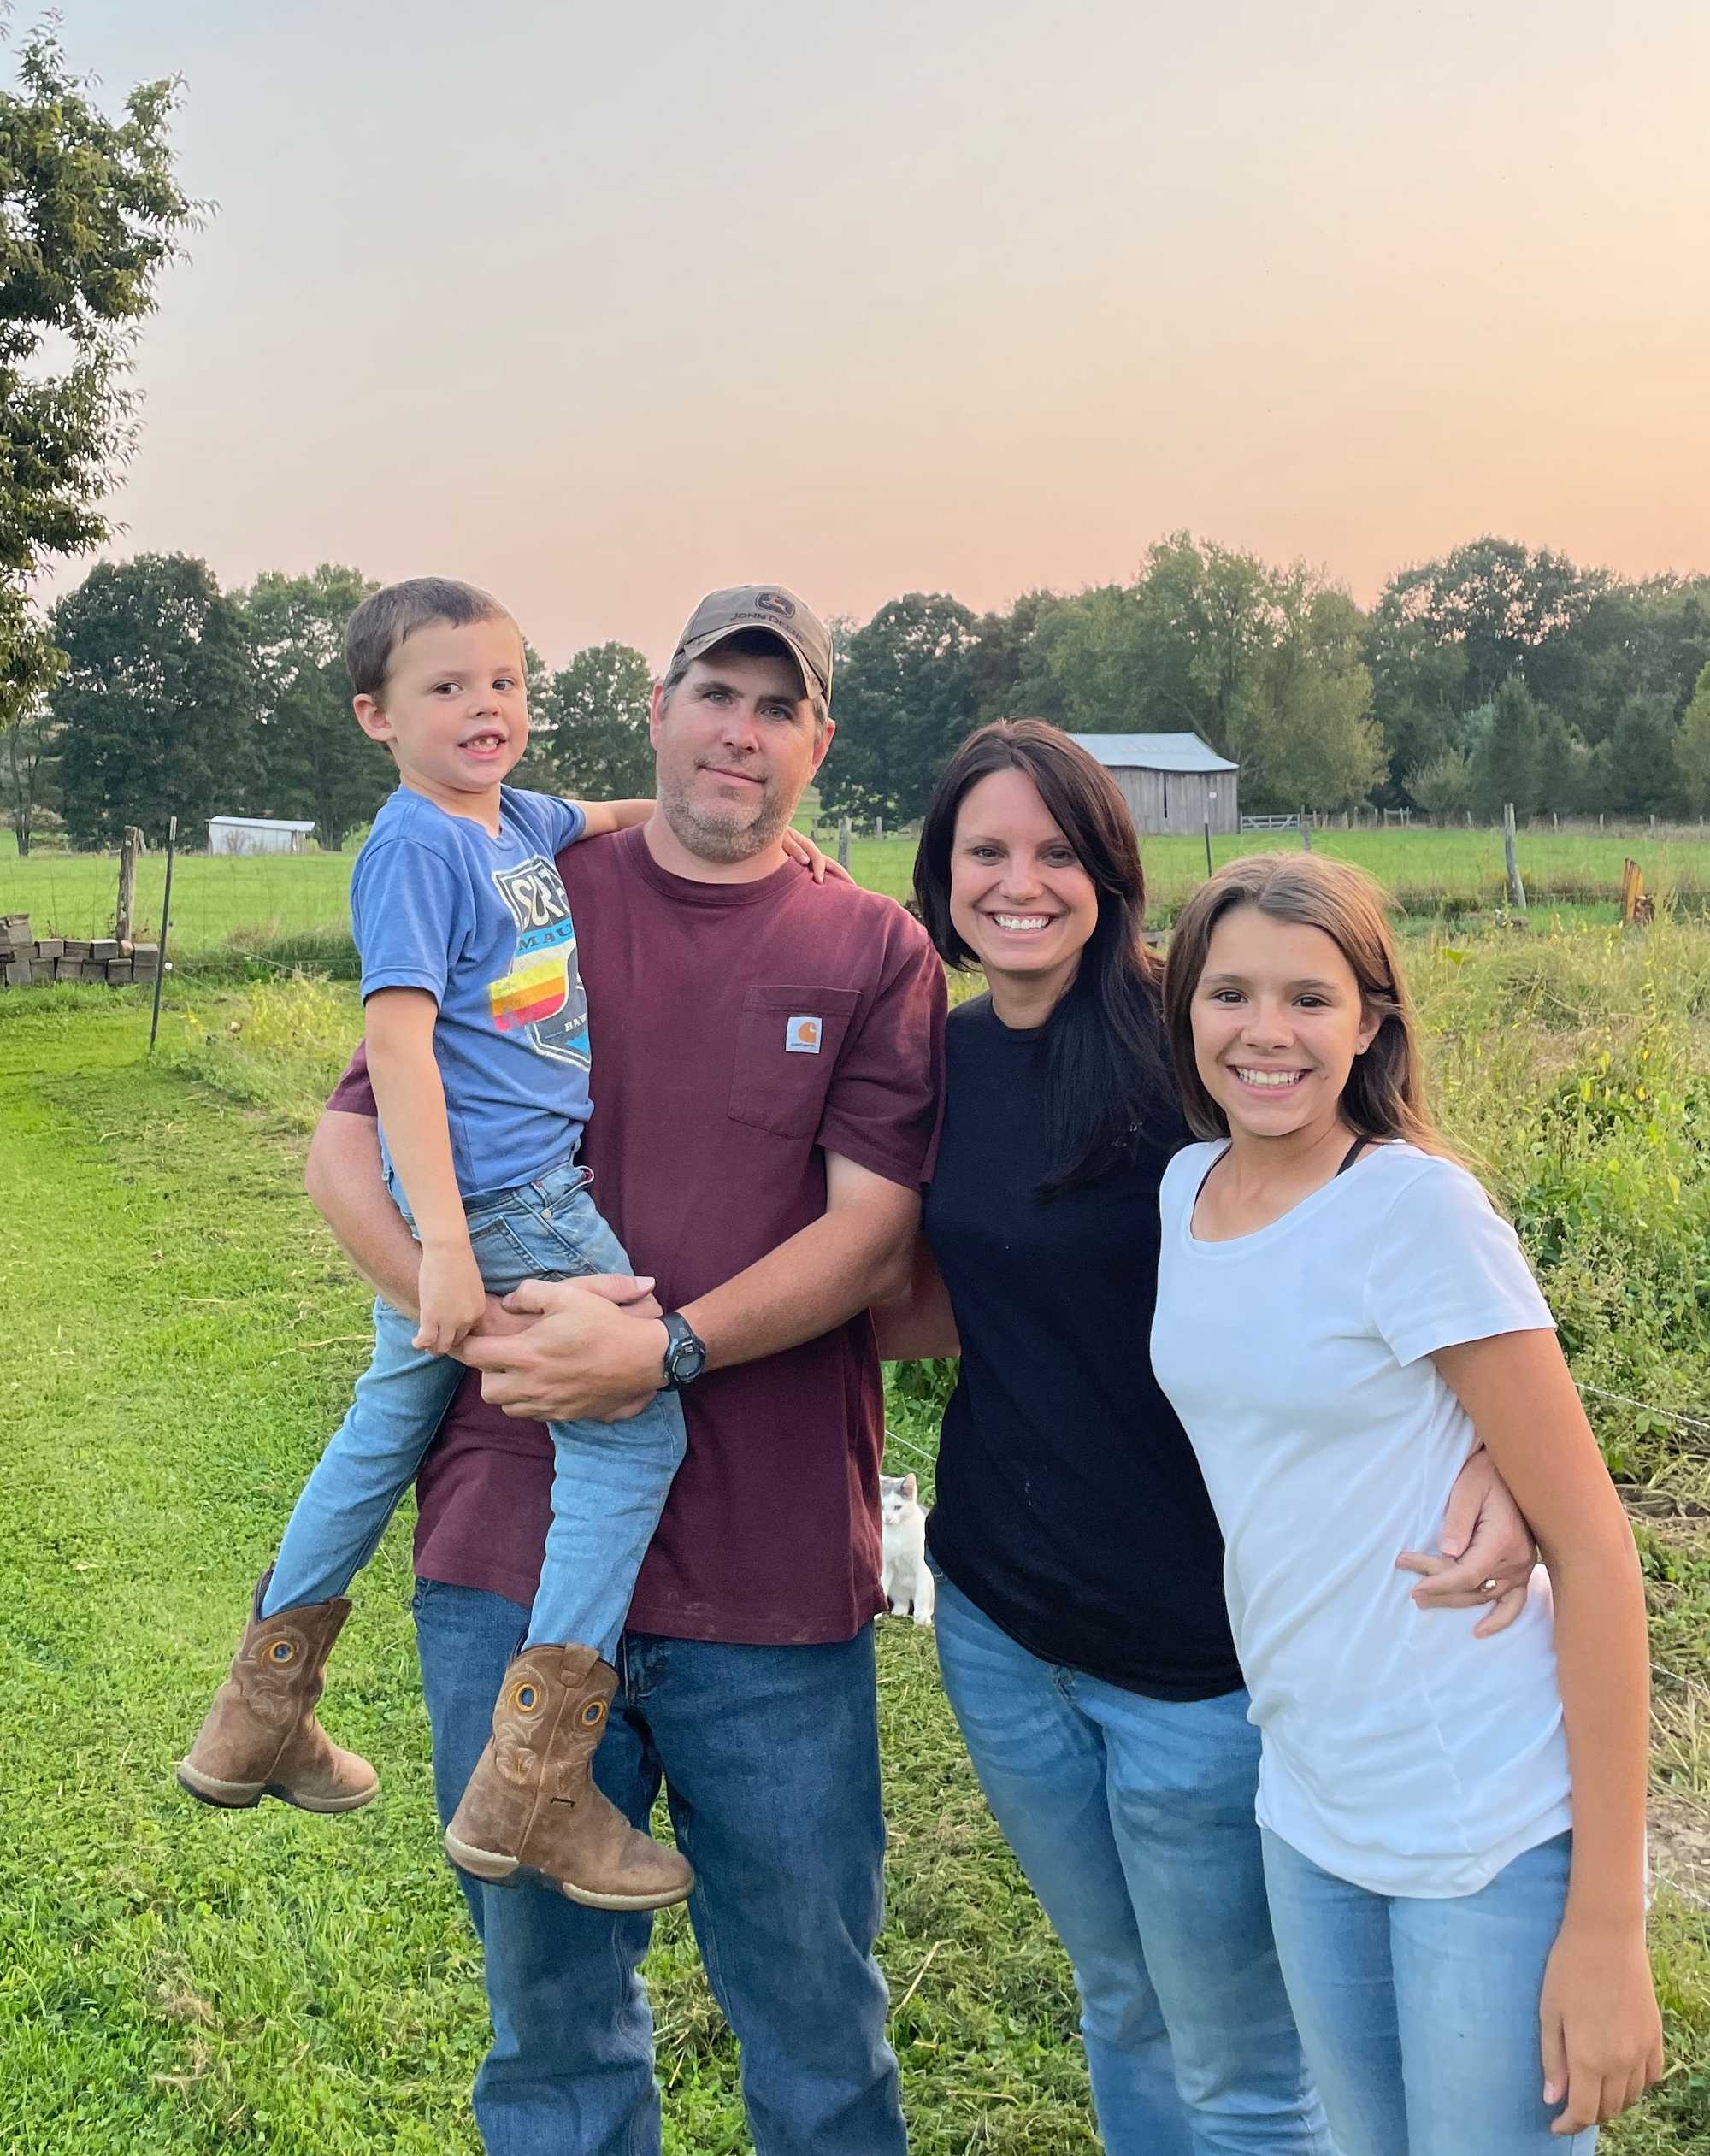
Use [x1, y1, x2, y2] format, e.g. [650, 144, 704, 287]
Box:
[177, 1569, 379, 1814]
[444, 1643, 693, 1910]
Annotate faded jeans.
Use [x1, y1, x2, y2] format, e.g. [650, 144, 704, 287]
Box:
[930, 1561, 1330, 2155]
[414, 1577, 907, 2156]
[1262, 1826, 1596, 2154]
[267, 1160, 686, 1658]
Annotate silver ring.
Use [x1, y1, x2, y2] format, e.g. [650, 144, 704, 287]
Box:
[1477, 1577, 1500, 1596]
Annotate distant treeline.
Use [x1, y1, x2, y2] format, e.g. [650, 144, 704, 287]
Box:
[6, 534, 1710, 855]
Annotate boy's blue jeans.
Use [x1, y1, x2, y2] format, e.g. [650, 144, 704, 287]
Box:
[266, 1161, 687, 1658]
[414, 1578, 906, 2156]
[1260, 1827, 1596, 2154]
[930, 1561, 1330, 2155]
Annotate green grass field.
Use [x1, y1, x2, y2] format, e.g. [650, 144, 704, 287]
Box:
[3, 923, 1708, 2150]
[5, 822, 1710, 970]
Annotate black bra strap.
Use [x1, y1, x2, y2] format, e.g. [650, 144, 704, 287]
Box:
[1336, 1135, 1369, 1176]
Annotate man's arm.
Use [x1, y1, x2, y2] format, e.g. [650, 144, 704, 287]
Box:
[460, 1154, 919, 1423]
[305, 1109, 422, 1316]
[304, 1107, 569, 1348]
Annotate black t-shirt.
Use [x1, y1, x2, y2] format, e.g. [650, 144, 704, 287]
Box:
[923, 993, 1243, 1700]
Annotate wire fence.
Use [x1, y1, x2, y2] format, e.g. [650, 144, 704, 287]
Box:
[0, 840, 358, 969]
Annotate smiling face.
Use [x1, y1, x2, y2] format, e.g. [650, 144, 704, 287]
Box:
[354, 613, 528, 813]
[1189, 904, 1382, 1142]
[649, 642, 831, 868]
[946, 768, 1100, 1010]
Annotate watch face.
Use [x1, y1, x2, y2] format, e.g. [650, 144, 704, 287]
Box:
[674, 1342, 706, 1381]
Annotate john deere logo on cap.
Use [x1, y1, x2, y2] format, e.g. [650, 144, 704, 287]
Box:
[755, 590, 796, 620]
[785, 1016, 822, 1054]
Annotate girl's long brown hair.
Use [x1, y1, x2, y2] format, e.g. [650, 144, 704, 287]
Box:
[1162, 852, 1448, 1152]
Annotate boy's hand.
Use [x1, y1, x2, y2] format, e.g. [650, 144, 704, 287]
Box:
[414, 1240, 488, 1354]
[782, 828, 852, 885]
[1541, 1917, 1663, 2132]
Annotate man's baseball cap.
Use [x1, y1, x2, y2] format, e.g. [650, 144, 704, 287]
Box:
[669, 585, 833, 705]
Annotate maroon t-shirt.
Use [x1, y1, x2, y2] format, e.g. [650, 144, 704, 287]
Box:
[327, 825, 946, 1644]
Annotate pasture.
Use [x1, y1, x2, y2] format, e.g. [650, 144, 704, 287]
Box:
[1, 912, 1708, 2149]
[6, 822, 1710, 970]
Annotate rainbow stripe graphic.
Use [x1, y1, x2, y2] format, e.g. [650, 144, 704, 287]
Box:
[489, 952, 571, 1032]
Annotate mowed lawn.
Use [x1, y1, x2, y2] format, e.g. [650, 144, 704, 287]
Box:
[7, 822, 1710, 966]
[3, 960, 1708, 2153]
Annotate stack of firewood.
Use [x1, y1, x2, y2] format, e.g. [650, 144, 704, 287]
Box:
[0, 914, 162, 989]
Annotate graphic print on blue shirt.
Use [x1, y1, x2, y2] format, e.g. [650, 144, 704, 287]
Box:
[486, 853, 590, 1071]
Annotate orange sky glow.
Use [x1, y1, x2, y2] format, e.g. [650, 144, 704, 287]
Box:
[38, 0, 1710, 667]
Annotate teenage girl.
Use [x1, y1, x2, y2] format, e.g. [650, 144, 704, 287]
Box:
[1150, 853, 1663, 2153]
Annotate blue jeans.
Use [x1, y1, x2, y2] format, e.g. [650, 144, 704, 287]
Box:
[930, 1564, 1330, 2155]
[1261, 1827, 1596, 2154]
[267, 1163, 687, 1658]
[414, 1578, 906, 2156]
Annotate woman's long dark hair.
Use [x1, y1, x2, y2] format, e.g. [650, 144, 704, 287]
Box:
[914, 721, 1171, 1197]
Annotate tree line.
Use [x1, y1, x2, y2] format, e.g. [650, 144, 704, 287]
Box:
[817, 535, 1710, 827]
[9, 532, 1710, 855]
[3, 553, 662, 853]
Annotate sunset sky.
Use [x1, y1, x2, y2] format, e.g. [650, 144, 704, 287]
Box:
[35, 0, 1710, 668]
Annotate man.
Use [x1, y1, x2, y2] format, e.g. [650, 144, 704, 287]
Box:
[306, 585, 945, 2155]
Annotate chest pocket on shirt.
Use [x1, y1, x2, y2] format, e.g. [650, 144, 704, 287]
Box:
[728, 984, 863, 1140]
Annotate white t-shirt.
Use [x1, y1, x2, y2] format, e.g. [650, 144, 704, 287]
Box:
[1152, 1140, 1572, 1897]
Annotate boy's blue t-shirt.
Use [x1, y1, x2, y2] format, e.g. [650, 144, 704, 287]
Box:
[351, 784, 592, 1195]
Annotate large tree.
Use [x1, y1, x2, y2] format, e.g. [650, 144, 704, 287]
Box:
[1, 610, 62, 852]
[532, 642, 655, 801]
[1678, 663, 1710, 818]
[817, 593, 982, 822]
[52, 554, 258, 848]
[1243, 587, 1386, 812]
[0, 27, 195, 842]
[1471, 675, 1544, 821]
[1368, 539, 1601, 798]
[238, 565, 387, 849]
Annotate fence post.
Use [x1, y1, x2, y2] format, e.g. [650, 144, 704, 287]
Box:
[876, 816, 884, 842]
[148, 816, 178, 1054]
[1553, 811, 1559, 833]
[1502, 803, 1527, 910]
[115, 826, 143, 945]
[1649, 812, 1657, 838]
[1299, 808, 1312, 851]
[837, 817, 851, 873]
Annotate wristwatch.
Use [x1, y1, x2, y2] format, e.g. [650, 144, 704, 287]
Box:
[660, 1311, 708, 1392]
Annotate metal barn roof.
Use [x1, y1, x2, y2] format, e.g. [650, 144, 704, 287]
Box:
[208, 816, 317, 832]
[1066, 733, 1238, 775]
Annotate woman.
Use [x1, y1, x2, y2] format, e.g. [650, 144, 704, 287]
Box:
[876, 721, 1537, 2154]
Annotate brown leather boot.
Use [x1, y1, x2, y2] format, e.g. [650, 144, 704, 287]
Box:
[177, 1570, 379, 1814]
[444, 1644, 693, 1909]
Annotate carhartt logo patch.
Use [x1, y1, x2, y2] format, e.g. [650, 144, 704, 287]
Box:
[785, 1016, 822, 1054]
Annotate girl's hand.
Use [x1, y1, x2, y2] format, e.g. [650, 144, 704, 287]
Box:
[782, 828, 852, 884]
[414, 1240, 488, 1354]
[1540, 1918, 1664, 2134]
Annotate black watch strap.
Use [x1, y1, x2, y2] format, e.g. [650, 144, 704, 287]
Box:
[660, 1311, 707, 1391]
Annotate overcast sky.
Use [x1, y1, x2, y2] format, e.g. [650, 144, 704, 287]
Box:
[32, 0, 1710, 666]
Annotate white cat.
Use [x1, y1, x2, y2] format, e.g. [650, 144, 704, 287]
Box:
[880, 1472, 934, 1627]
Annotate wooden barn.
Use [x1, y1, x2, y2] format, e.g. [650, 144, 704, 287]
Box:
[1066, 733, 1239, 836]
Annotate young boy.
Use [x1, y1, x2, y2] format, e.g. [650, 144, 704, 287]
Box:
[180, 577, 829, 1910]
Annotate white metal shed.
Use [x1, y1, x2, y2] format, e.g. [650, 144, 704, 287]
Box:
[207, 816, 316, 856]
